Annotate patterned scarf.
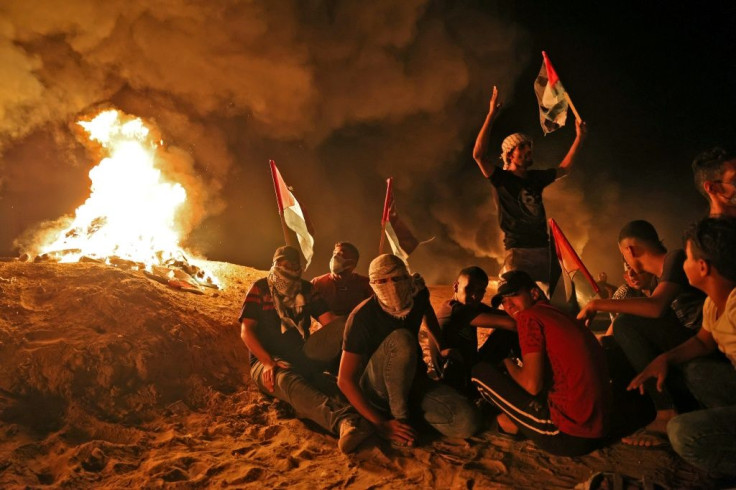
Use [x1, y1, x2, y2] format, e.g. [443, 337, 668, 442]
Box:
[267, 264, 309, 338]
[369, 254, 423, 318]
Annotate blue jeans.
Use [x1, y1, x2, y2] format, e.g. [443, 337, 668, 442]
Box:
[361, 329, 480, 438]
[668, 406, 736, 477]
[667, 357, 736, 477]
[251, 361, 353, 434]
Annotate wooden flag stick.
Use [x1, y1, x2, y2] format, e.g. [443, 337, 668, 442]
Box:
[379, 178, 393, 254]
[565, 92, 582, 122]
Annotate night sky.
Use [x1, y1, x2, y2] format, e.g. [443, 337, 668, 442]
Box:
[1, 1, 734, 283]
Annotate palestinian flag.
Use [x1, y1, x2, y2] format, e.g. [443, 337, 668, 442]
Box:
[381, 178, 419, 261]
[534, 51, 569, 134]
[270, 160, 315, 269]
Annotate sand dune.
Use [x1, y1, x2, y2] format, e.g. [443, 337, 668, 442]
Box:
[0, 261, 712, 488]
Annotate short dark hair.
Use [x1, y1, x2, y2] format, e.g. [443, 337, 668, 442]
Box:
[334, 241, 359, 260]
[458, 266, 489, 285]
[618, 220, 667, 254]
[692, 147, 736, 199]
[683, 217, 736, 283]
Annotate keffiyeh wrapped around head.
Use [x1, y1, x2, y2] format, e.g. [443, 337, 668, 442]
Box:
[368, 254, 423, 318]
[267, 246, 309, 338]
[501, 133, 532, 169]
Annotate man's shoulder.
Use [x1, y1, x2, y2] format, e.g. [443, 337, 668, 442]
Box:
[249, 277, 269, 294]
[310, 273, 333, 287]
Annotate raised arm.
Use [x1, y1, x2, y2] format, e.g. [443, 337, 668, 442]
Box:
[472, 86, 503, 179]
[556, 118, 588, 178]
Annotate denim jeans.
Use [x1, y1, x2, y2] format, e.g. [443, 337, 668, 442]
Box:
[668, 406, 736, 477]
[612, 313, 696, 410]
[251, 360, 353, 434]
[667, 357, 736, 477]
[361, 329, 480, 438]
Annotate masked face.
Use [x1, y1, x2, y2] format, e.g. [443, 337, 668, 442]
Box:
[329, 245, 357, 275]
[371, 273, 413, 317]
[268, 260, 302, 299]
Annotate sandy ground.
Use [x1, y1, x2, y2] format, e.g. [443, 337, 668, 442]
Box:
[0, 261, 718, 489]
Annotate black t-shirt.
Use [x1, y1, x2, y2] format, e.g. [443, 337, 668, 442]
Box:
[489, 167, 557, 249]
[343, 287, 431, 370]
[239, 278, 329, 365]
[659, 249, 706, 329]
[436, 299, 491, 364]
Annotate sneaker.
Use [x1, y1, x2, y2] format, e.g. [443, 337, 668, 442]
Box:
[338, 416, 374, 454]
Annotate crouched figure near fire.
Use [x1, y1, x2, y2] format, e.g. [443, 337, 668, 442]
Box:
[239, 246, 372, 454]
[337, 254, 480, 447]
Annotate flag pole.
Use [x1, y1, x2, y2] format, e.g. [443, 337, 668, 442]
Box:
[565, 92, 582, 122]
[379, 177, 392, 254]
[269, 160, 292, 246]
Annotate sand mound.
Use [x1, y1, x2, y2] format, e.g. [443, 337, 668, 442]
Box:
[0, 262, 713, 488]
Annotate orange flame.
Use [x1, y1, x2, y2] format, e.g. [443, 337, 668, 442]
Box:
[39, 109, 206, 273]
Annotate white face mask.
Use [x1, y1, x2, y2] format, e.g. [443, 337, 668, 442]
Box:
[329, 255, 354, 275]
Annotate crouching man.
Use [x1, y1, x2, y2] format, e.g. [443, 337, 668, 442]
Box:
[239, 246, 372, 454]
[337, 254, 480, 447]
[471, 270, 611, 456]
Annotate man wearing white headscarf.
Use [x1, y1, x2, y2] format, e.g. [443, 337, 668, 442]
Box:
[472, 85, 587, 283]
[239, 246, 372, 453]
[337, 254, 480, 447]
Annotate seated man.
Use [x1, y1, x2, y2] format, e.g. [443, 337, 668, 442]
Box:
[471, 270, 611, 456]
[311, 242, 373, 316]
[629, 217, 736, 478]
[692, 146, 736, 218]
[239, 246, 372, 454]
[603, 260, 657, 336]
[578, 220, 706, 446]
[307, 242, 373, 368]
[337, 254, 480, 447]
[432, 266, 518, 396]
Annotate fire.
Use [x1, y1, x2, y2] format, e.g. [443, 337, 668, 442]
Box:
[36, 109, 216, 286]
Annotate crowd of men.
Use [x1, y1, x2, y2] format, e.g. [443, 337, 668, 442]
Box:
[237, 87, 736, 481]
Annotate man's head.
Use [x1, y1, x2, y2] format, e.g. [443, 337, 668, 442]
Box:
[622, 259, 655, 291]
[454, 266, 489, 305]
[617, 220, 667, 273]
[273, 245, 302, 275]
[501, 133, 533, 172]
[368, 254, 414, 316]
[682, 217, 736, 291]
[491, 270, 545, 318]
[330, 241, 359, 276]
[692, 147, 736, 216]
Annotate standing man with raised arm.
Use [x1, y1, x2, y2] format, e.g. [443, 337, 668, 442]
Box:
[473, 86, 587, 284]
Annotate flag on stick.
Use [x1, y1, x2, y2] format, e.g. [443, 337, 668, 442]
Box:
[270, 160, 315, 269]
[534, 51, 575, 134]
[548, 218, 600, 306]
[380, 178, 419, 261]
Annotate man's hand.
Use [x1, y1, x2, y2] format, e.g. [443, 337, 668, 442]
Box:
[575, 118, 588, 142]
[489, 85, 503, 116]
[576, 299, 599, 327]
[261, 359, 290, 393]
[377, 419, 417, 446]
[628, 354, 669, 395]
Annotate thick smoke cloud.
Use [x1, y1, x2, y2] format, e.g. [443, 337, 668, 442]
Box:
[2, 0, 636, 283]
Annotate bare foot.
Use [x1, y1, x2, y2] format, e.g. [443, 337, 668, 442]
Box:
[622, 411, 674, 447]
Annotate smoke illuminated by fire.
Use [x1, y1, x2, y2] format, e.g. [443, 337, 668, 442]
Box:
[37, 109, 195, 267]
